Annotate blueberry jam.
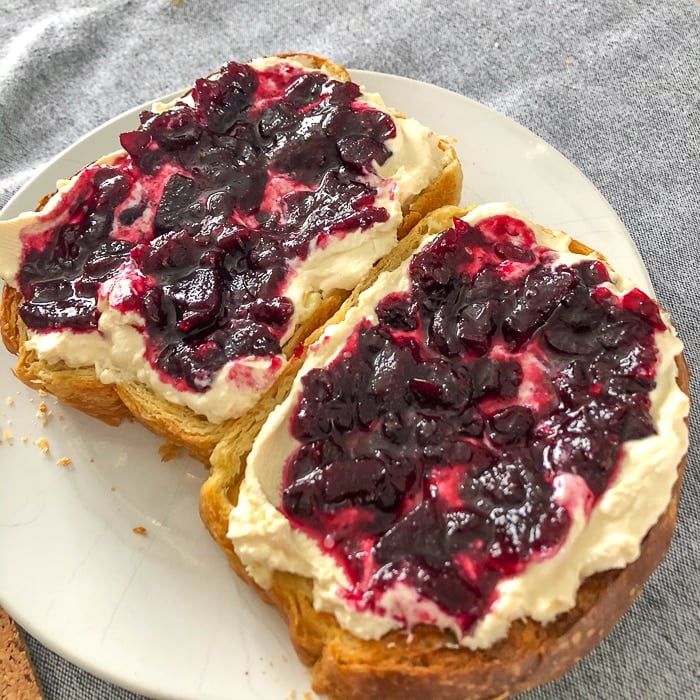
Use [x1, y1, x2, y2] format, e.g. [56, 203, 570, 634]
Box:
[17, 60, 396, 392]
[281, 215, 665, 635]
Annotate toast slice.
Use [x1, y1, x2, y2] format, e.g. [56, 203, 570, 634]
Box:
[0, 53, 462, 462]
[200, 204, 690, 699]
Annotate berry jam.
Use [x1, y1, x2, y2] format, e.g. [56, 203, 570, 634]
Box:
[281, 215, 664, 635]
[17, 60, 395, 392]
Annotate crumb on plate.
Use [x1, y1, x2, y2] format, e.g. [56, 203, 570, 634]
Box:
[36, 401, 52, 426]
[158, 441, 181, 462]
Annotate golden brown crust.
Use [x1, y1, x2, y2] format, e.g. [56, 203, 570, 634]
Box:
[0, 54, 461, 460]
[199, 207, 690, 700]
[1, 285, 21, 355]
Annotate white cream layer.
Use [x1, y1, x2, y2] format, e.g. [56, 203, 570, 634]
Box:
[227, 202, 689, 649]
[0, 57, 446, 423]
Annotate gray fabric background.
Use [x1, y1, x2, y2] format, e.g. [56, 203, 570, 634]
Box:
[1, 1, 698, 698]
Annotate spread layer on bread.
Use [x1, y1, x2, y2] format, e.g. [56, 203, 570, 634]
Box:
[0, 55, 448, 423]
[227, 203, 689, 649]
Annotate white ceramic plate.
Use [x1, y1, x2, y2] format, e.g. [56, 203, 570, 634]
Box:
[0, 70, 651, 700]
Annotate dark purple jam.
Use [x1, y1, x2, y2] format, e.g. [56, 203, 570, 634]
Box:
[281, 214, 665, 635]
[17, 60, 396, 391]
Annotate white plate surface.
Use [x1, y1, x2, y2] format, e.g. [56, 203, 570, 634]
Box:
[0, 70, 650, 700]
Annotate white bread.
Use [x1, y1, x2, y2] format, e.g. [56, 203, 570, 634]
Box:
[200, 205, 689, 700]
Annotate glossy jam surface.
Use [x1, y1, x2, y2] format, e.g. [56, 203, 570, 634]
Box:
[281, 215, 664, 633]
[17, 60, 395, 391]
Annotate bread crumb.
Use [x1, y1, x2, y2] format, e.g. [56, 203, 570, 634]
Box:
[565, 58, 573, 65]
[111, 486, 117, 492]
[303, 693, 313, 700]
[5, 396, 14, 406]
[36, 401, 52, 426]
[58, 413, 65, 421]
[171, 0, 183, 6]
[89, 457, 95, 463]
[286, 691, 297, 700]
[158, 441, 181, 462]
[37, 388, 48, 397]
[132, 526, 148, 536]
[21, 436, 28, 442]
[35, 437, 49, 453]
[57, 457, 72, 467]
[3, 430, 13, 443]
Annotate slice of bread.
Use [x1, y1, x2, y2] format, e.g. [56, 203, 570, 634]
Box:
[200, 205, 690, 700]
[0, 54, 462, 463]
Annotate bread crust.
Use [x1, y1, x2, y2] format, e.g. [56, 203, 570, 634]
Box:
[199, 207, 690, 700]
[0, 54, 462, 460]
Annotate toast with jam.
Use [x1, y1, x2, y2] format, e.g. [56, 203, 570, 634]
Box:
[200, 204, 689, 700]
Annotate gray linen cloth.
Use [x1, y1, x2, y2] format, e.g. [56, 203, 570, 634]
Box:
[1, 1, 698, 698]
